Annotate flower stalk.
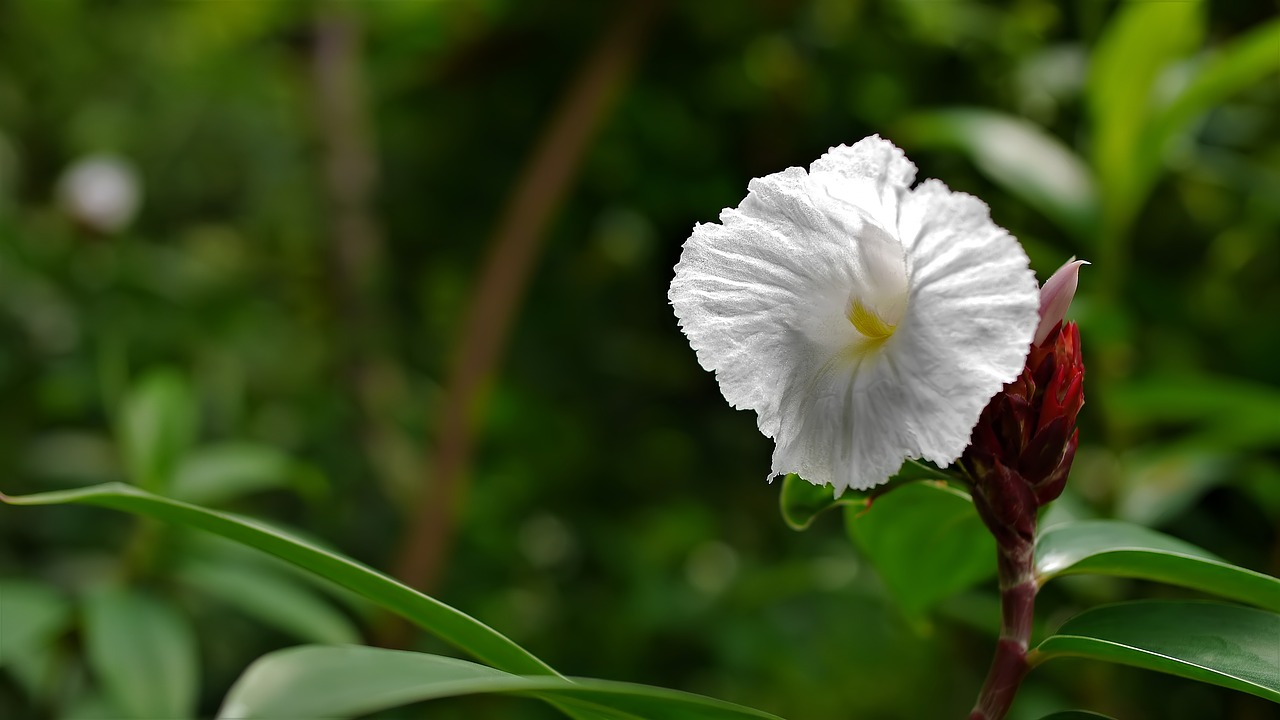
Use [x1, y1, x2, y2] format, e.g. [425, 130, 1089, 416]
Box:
[966, 513, 1037, 720]
[962, 259, 1087, 720]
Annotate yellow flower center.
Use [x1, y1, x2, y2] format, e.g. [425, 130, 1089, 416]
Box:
[848, 299, 897, 341]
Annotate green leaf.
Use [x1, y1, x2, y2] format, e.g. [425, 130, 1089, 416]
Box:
[1087, 0, 1204, 238]
[0, 579, 71, 700]
[1039, 517, 1280, 607]
[1036, 713, 1117, 720]
[170, 442, 314, 505]
[0, 483, 556, 677]
[846, 482, 994, 616]
[177, 560, 361, 644]
[218, 645, 783, 720]
[0, 578, 71, 667]
[1107, 374, 1280, 450]
[82, 587, 199, 719]
[1034, 600, 1280, 703]
[1112, 449, 1232, 527]
[59, 691, 118, 720]
[1036, 520, 1280, 612]
[779, 474, 848, 531]
[898, 109, 1097, 239]
[780, 462, 948, 531]
[1145, 17, 1280, 191]
[117, 369, 197, 492]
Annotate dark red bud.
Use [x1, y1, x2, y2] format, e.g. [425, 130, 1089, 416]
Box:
[1040, 365, 1083, 433]
[963, 320, 1085, 543]
[1019, 416, 1068, 486]
[976, 461, 1038, 545]
[1033, 428, 1078, 505]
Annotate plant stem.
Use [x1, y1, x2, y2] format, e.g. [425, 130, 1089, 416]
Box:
[968, 537, 1037, 720]
[381, 0, 662, 648]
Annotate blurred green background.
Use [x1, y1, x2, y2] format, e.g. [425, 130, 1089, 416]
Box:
[1, 1, 1278, 718]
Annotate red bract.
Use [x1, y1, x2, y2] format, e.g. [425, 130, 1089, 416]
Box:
[963, 320, 1084, 543]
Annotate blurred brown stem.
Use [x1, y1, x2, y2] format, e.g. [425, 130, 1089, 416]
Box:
[311, 4, 403, 511]
[384, 1, 660, 644]
[314, 5, 382, 342]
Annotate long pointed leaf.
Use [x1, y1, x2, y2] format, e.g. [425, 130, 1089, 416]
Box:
[898, 109, 1097, 239]
[1087, 0, 1204, 237]
[0, 483, 556, 677]
[1036, 520, 1280, 612]
[1033, 600, 1280, 703]
[218, 645, 782, 720]
[1144, 17, 1280, 192]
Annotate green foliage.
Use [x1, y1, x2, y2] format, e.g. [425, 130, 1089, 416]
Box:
[219, 646, 782, 720]
[897, 109, 1096, 240]
[3, 1, 1280, 718]
[82, 587, 199, 719]
[845, 483, 995, 617]
[777, 460, 946, 531]
[1087, 0, 1205, 240]
[176, 560, 361, 645]
[170, 443, 313, 506]
[0, 580, 69, 668]
[1034, 601, 1280, 704]
[0, 483, 557, 678]
[117, 369, 197, 493]
[1036, 520, 1280, 611]
[1148, 16, 1280, 166]
[0, 578, 71, 701]
[1107, 374, 1280, 451]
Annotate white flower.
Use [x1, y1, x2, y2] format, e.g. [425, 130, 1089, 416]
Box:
[669, 136, 1040, 494]
[57, 153, 142, 233]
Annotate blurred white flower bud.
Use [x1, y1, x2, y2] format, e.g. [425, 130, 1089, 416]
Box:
[57, 153, 142, 233]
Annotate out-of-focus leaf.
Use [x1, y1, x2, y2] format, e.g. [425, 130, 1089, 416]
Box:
[846, 482, 994, 616]
[0, 579, 70, 700]
[1036, 520, 1280, 612]
[170, 442, 311, 505]
[1087, 0, 1204, 237]
[1033, 601, 1280, 703]
[1036, 713, 1117, 720]
[0, 578, 71, 666]
[899, 109, 1097, 239]
[1112, 449, 1232, 526]
[218, 645, 783, 720]
[184, 531, 376, 619]
[117, 369, 197, 492]
[0, 483, 556, 677]
[780, 461, 945, 531]
[1146, 17, 1280, 184]
[82, 587, 199, 719]
[59, 691, 118, 720]
[177, 560, 361, 644]
[1106, 374, 1280, 450]
[21, 431, 121, 485]
[933, 591, 1003, 638]
[1241, 461, 1280, 520]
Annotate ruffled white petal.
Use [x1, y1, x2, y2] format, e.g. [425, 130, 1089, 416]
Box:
[670, 136, 1039, 493]
[892, 179, 1040, 466]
